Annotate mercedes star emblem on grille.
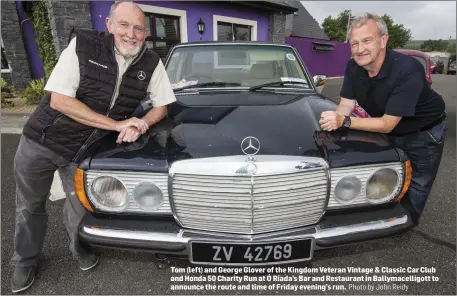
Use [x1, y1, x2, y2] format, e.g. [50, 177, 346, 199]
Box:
[241, 136, 260, 156]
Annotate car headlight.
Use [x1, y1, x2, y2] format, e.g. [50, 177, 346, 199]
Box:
[78, 170, 172, 214]
[89, 176, 129, 211]
[328, 162, 406, 209]
[133, 182, 164, 210]
[334, 176, 362, 203]
[366, 168, 400, 202]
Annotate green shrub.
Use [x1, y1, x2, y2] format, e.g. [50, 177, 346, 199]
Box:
[31, 1, 57, 78]
[22, 78, 45, 105]
[1, 78, 15, 107]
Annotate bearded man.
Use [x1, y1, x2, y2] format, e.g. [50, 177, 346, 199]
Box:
[10, 1, 176, 292]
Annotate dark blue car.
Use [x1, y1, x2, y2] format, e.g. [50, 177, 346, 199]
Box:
[75, 42, 414, 266]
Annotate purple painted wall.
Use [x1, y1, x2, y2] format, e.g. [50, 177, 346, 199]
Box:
[89, 1, 270, 42]
[286, 37, 351, 77]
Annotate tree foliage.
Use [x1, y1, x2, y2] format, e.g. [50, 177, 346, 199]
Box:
[420, 39, 451, 52]
[321, 11, 412, 48]
[321, 10, 351, 42]
[380, 15, 412, 49]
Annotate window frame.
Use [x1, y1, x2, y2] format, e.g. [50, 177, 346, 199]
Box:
[216, 21, 252, 42]
[144, 12, 181, 59]
[213, 15, 257, 41]
[136, 4, 187, 60]
[1, 36, 12, 73]
[212, 15, 257, 69]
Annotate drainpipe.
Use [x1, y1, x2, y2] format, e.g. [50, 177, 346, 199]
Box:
[15, 0, 45, 80]
[344, 11, 352, 43]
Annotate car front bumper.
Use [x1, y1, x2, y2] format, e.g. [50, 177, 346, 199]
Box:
[79, 202, 414, 262]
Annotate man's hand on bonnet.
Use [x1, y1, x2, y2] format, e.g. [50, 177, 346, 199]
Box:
[319, 111, 345, 131]
[115, 117, 149, 134]
[116, 126, 142, 144]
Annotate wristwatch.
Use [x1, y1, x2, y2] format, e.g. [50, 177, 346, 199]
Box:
[342, 116, 351, 128]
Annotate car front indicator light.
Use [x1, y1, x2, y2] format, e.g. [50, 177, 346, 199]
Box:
[396, 160, 412, 201]
[75, 168, 94, 212]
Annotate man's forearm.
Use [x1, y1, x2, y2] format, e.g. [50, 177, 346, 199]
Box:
[50, 92, 118, 130]
[336, 103, 354, 116]
[141, 105, 167, 126]
[349, 116, 394, 133]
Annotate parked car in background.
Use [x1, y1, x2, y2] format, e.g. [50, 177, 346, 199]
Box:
[395, 49, 433, 86]
[447, 60, 456, 75]
[430, 57, 444, 74]
[74, 42, 414, 266]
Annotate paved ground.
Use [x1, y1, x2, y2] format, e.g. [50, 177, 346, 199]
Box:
[1, 74, 455, 295]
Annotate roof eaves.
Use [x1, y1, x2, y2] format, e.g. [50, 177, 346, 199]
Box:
[233, 1, 299, 14]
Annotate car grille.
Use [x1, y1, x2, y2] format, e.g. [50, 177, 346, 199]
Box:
[170, 157, 329, 234]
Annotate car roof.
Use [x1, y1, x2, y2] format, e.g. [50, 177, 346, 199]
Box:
[173, 41, 295, 48]
[394, 49, 430, 59]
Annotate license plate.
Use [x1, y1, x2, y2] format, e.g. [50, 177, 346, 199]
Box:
[189, 238, 313, 265]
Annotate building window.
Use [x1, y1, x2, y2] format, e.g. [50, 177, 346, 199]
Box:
[217, 22, 251, 41]
[212, 16, 257, 68]
[213, 15, 257, 41]
[1, 36, 11, 73]
[145, 13, 181, 60]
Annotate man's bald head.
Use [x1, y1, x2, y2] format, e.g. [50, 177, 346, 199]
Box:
[108, 1, 146, 22]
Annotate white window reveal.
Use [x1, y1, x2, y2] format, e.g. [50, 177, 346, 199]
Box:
[213, 15, 257, 41]
[1, 36, 11, 73]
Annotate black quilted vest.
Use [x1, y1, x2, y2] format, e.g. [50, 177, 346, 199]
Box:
[23, 29, 160, 162]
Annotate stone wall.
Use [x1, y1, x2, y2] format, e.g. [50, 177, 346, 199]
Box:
[46, 0, 92, 56]
[269, 13, 286, 43]
[1, 1, 32, 89]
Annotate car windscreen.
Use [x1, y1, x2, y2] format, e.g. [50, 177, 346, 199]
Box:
[165, 45, 311, 90]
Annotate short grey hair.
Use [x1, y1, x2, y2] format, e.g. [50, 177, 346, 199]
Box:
[350, 13, 388, 37]
[108, 1, 145, 20]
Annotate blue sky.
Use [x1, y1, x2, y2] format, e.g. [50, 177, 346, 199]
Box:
[301, 1, 456, 40]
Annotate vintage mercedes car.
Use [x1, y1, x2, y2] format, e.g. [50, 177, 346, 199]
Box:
[75, 42, 413, 266]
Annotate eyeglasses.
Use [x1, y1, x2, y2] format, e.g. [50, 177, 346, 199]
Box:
[114, 21, 147, 34]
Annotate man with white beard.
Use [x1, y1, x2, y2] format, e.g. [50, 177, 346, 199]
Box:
[10, 1, 176, 293]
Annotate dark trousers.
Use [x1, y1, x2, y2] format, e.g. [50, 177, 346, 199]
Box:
[11, 135, 90, 267]
[388, 122, 447, 224]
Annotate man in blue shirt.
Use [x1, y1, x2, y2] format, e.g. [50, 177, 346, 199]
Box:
[319, 13, 446, 225]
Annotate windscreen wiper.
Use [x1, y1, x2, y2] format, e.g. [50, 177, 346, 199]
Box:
[248, 81, 309, 91]
[173, 82, 241, 91]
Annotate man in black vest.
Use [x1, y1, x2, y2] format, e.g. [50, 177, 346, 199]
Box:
[319, 13, 446, 227]
[11, 1, 176, 292]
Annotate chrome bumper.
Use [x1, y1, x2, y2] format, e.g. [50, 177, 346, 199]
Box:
[80, 213, 413, 256]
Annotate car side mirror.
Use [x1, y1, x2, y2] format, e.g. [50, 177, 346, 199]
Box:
[313, 75, 327, 87]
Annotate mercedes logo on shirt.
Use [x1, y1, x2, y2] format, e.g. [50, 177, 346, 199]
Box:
[137, 71, 146, 81]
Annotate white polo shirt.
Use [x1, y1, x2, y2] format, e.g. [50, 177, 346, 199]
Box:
[45, 37, 176, 108]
